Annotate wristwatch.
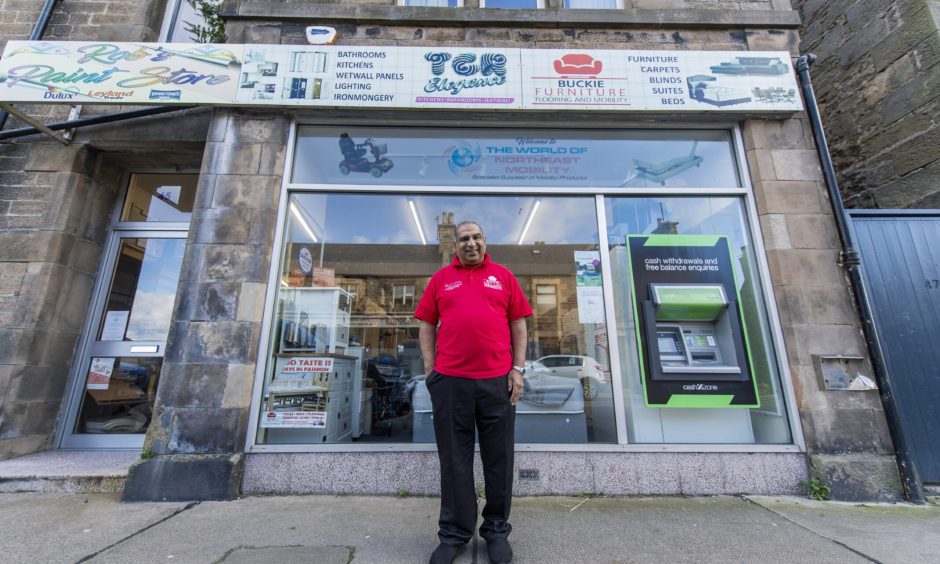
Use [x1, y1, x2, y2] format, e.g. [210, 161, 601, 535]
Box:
[511, 365, 526, 375]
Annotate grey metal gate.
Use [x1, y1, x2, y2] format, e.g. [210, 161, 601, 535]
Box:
[851, 211, 940, 484]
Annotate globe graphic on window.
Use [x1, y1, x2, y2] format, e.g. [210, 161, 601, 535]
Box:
[451, 146, 477, 168]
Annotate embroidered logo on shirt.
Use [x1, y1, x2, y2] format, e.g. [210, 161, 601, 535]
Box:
[483, 275, 503, 291]
[444, 281, 463, 291]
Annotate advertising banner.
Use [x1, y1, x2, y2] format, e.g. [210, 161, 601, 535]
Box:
[260, 410, 327, 428]
[0, 41, 802, 113]
[626, 234, 759, 408]
[237, 45, 520, 109]
[521, 50, 801, 112]
[0, 41, 242, 104]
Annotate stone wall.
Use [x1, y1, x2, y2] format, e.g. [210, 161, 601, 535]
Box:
[0, 144, 117, 458]
[123, 110, 287, 501]
[0, 0, 203, 459]
[797, 0, 940, 208]
[744, 119, 902, 500]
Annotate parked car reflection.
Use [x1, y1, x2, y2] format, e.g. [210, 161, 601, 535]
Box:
[525, 355, 610, 399]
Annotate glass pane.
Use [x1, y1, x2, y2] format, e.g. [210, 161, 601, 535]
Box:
[293, 126, 740, 189]
[258, 193, 616, 445]
[76, 356, 161, 434]
[98, 238, 186, 342]
[401, 0, 459, 5]
[485, 0, 539, 7]
[120, 173, 197, 222]
[167, 0, 204, 43]
[605, 196, 792, 444]
[564, 0, 618, 7]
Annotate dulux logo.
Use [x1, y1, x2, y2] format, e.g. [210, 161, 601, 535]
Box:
[423, 52, 508, 95]
[43, 90, 76, 100]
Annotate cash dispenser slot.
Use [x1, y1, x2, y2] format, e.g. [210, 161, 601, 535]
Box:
[641, 284, 749, 382]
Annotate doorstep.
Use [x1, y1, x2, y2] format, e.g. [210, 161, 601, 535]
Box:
[0, 450, 139, 494]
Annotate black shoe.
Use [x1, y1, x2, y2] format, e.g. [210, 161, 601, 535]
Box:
[487, 537, 513, 564]
[429, 543, 463, 564]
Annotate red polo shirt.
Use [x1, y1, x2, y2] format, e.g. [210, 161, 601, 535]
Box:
[414, 254, 532, 379]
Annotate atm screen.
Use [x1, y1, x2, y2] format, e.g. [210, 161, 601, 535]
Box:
[658, 337, 679, 354]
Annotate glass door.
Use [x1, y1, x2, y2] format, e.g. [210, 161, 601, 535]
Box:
[60, 174, 196, 449]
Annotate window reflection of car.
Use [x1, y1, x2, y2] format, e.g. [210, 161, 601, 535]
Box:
[525, 355, 610, 399]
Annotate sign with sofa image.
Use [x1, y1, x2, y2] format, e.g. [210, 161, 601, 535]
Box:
[626, 234, 760, 408]
[519, 49, 801, 112]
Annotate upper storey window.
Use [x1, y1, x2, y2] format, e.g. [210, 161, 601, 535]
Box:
[399, 0, 464, 6]
[160, 0, 210, 42]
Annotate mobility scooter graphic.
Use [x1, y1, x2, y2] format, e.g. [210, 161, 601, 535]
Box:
[338, 133, 394, 178]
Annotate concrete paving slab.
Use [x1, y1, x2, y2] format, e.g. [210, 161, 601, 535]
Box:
[0, 493, 187, 564]
[505, 496, 868, 563]
[747, 496, 940, 564]
[90, 495, 449, 564]
[220, 545, 352, 563]
[89, 495, 870, 564]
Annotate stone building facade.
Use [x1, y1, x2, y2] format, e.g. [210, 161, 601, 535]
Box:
[797, 0, 940, 208]
[0, 0, 906, 501]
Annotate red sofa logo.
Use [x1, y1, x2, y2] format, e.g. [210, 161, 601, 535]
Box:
[553, 54, 603, 78]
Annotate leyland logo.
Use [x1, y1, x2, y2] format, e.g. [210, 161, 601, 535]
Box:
[423, 52, 508, 95]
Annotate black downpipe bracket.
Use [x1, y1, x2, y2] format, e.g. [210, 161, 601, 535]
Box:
[796, 54, 925, 504]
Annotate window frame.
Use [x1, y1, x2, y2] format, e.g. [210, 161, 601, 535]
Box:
[245, 119, 805, 455]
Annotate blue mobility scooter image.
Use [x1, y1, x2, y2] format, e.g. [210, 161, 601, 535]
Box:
[338, 133, 394, 178]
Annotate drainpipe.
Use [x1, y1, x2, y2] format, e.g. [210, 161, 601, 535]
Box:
[0, 0, 62, 131]
[796, 53, 925, 504]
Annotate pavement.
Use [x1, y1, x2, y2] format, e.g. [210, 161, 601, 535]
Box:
[0, 492, 938, 563]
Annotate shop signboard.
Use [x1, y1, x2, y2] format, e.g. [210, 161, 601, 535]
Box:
[0, 41, 242, 104]
[260, 410, 326, 428]
[520, 50, 801, 112]
[626, 234, 760, 408]
[0, 41, 802, 113]
[236, 45, 520, 108]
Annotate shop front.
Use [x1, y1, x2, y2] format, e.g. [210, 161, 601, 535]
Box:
[251, 125, 798, 454]
[1, 38, 825, 499]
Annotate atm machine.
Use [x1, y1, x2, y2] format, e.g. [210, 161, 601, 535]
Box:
[641, 283, 749, 383]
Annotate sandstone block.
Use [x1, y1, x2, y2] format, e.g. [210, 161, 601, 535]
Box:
[753, 180, 827, 214]
[770, 149, 822, 181]
[166, 321, 257, 364]
[807, 453, 902, 502]
[761, 213, 791, 250]
[155, 363, 229, 409]
[203, 142, 263, 176]
[166, 407, 248, 454]
[765, 248, 843, 287]
[743, 119, 806, 151]
[222, 364, 257, 409]
[202, 244, 267, 283]
[192, 207, 254, 245]
[786, 214, 840, 249]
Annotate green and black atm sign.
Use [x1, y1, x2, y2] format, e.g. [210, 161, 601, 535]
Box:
[626, 234, 759, 408]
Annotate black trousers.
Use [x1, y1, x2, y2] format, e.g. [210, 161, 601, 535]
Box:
[427, 371, 515, 545]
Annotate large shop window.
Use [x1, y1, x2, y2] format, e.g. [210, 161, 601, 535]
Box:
[259, 193, 615, 445]
[605, 197, 791, 444]
[256, 126, 793, 447]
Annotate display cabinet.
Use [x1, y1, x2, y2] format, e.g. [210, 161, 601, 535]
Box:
[262, 354, 356, 444]
[279, 287, 351, 354]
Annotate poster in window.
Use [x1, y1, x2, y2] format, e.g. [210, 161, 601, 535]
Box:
[86, 357, 115, 390]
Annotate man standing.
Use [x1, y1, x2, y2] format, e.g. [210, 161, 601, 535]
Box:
[415, 220, 532, 564]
